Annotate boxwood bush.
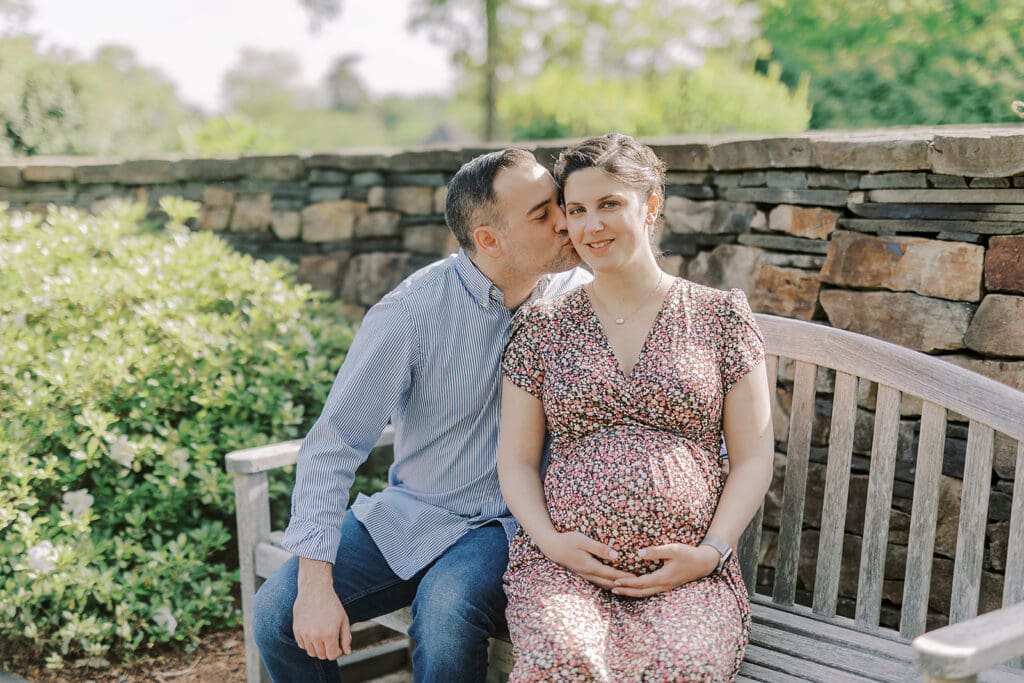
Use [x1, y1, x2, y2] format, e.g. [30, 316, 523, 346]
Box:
[0, 199, 358, 668]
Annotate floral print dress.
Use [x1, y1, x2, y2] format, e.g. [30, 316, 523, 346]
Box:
[501, 278, 766, 682]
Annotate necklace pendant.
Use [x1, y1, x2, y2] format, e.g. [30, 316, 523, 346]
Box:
[614, 317, 625, 325]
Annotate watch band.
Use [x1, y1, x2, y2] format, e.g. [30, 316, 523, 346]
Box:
[699, 536, 734, 573]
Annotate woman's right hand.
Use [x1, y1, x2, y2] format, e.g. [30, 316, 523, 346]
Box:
[537, 531, 637, 589]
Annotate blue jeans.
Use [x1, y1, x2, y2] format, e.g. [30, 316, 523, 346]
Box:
[252, 510, 509, 683]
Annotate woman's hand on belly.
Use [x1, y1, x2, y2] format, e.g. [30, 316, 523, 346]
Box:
[536, 530, 638, 590]
[609, 542, 720, 598]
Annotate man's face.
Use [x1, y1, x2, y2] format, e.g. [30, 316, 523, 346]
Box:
[491, 161, 581, 278]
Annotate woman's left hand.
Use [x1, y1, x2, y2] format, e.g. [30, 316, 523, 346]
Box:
[610, 543, 721, 598]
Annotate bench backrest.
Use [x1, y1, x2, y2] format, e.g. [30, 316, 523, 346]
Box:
[741, 314, 1024, 639]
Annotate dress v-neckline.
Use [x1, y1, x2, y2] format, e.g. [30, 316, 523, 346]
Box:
[583, 278, 679, 379]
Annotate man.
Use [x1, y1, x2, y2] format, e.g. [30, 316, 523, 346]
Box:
[252, 148, 589, 682]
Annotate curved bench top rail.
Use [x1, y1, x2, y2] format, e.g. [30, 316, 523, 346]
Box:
[226, 426, 397, 474]
[755, 314, 1024, 442]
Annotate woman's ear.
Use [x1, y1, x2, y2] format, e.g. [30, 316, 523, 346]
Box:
[645, 193, 661, 225]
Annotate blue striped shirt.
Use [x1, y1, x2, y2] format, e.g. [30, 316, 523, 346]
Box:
[282, 250, 591, 579]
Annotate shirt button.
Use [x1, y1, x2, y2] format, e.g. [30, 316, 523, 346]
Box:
[488, 496, 496, 503]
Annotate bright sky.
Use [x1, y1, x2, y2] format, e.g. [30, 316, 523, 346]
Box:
[25, 0, 455, 113]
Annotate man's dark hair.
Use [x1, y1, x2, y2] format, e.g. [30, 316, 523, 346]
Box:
[445, 148, 535, 252]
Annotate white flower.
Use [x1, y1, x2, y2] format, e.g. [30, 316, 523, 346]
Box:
[153, 606, 177, 635]
[26, 541, 58, 575]
[62, 489, 94, 519]
[70, 450, 87, 461]
[167, 448, 189, 471]
[108, 436, 135, 468]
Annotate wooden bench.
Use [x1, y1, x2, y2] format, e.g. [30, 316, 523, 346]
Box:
[227, 313, 1024, 682]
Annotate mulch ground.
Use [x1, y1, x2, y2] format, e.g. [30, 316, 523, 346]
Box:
[2, 628, 247, 683]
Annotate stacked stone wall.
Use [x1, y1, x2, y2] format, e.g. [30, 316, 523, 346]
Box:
[2, 125, 1022, 627]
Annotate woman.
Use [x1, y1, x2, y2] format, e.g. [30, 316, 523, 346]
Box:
[496, 133, 774, 681]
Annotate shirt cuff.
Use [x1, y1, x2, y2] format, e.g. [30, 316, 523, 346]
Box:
[281, 519, 341, 564]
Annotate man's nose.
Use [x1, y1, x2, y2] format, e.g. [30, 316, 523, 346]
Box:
[554, 207, 568, 232]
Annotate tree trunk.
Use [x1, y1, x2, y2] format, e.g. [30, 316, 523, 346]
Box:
[484, 0, 499, 141]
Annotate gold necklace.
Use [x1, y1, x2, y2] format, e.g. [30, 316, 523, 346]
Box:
[592, 272, 665, 325]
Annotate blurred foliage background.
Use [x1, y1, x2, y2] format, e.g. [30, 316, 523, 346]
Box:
[1, 0, 1021, 158]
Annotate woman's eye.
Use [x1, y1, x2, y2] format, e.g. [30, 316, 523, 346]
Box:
[601, 201, 618, 209]
[568, 207, 584, 215]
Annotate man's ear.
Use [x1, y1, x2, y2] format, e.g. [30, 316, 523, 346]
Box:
[472, 225, 503, 259]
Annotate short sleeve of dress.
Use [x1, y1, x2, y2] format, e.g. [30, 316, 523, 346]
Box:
[719, 288, 766, 395]
[501, 305, 547, 400]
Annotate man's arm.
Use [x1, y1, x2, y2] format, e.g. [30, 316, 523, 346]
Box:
[283, 298, 419, 660]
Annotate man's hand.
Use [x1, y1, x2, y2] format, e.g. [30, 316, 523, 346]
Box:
[610, 543, 719, 598]
[537, 531, 637, 590]
[293, 558, 351, 660]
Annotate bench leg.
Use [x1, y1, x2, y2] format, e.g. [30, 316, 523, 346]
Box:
[234, 471, 272, 683]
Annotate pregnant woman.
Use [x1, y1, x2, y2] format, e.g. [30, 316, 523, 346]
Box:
[497, 133, 774, 681]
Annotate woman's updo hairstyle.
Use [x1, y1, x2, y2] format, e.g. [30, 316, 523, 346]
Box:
[553, 132, 667, 211]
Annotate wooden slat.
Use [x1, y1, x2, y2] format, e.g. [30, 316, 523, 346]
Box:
[750, 622, 911, 681]
[743, 644, 878, 683]
[226, 426, 396, 474]
[739, 354, 779, 596]
[856, 384, 902, 629]
[736, 661, 810, 683]
[773, 360, 817, 605]
[901, 401, 948, 639]
[234, 471, 272, 683]
[754, 315, 1024, 443]
[950, 421, 995, 624]
[812, 371, 859, 617]
[1006, 441, 1024, 609]
[913, 600, 1024, 681]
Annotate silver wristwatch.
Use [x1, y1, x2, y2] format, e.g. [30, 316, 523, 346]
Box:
[699, 536, 734, 574]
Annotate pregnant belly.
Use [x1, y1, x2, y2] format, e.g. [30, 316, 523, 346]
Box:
[544, 425, 719, 575]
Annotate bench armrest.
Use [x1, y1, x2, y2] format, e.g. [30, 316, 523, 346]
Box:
[224, 426, 396, 475]
[913, 601, 1024, 679]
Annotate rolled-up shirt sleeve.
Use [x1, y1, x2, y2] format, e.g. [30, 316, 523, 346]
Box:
[281, 297, 419, 563]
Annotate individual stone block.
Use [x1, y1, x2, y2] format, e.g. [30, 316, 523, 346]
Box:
[758, 253, 826, 270]
[748, 265, 821, 320]
[180, 158, 244, 181]
[663, 197, 757, 234]
[985, 235, 1024, 293]
[301, 199, 365, 242]
[352, 171, 385, 187]
[647, 142, 712, 170]
[969, 177, 1010, 189]
[737, 234, 830, 255]
[739, 171, 766, 187]
[927, 174, 968, 189]
[308, 169, 351, 185]
[838, 218, 1024, 235]
[21, 164, 74, 183]
[239, 155, 304, 180]
[807, 172, 861, 189]
[767, 205, 839, 240]
[0, 166, 22, 187]
[710, 137, 813, 170]
[230, 194, 272, 232]
[812, 136, 930, 171]
[665, 172, 709, 185]
[355, 210, 402, 238]
[964, 294, 1024, 357]
[270, 211, 301, 240]
[199, 207, 231, 232]
[305, 153, 392, 171]
[388, 172, 447, 187]
[765, 171, 808, 189]
[930, 133, 1024, 178]
[403, 224, 458, 255]
[685, 244, 764, 294]
[341, 253, 410, 306]
[721, 187, 850, 207]
[309, 186, 344, 202]
[434, 185, 448, 214]
[368, 186, 435, 215]
[115, 160, 177, 184]
[866, 189, 1024, 204]
[819, 231, 984, 302]
[297, 251, 351, 295]
[858, 172, 928, 189]
[202, 185, 236, 208]
[819, 290, 975, 352]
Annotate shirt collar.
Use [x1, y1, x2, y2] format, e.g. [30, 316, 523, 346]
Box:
[454, 249, 553, 310]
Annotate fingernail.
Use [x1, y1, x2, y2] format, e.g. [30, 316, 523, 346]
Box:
[637, 549, 647, 558]
[609, 550, 619, 559]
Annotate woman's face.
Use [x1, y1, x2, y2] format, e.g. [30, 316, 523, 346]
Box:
[562, 166, 658, 272]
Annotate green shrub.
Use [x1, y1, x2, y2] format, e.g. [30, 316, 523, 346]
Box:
[0, 200, 357, 668]
[502, 60, 811, 140]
